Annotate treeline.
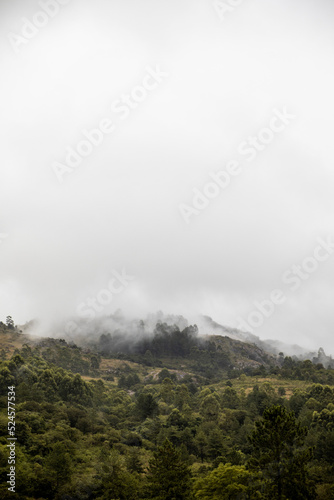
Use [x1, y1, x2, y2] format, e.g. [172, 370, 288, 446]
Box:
[98, 323, 244, 378]
[275, 357, 334, 385]
[12, 341, 101, 377]
[98, 323, 200, 358]
[1, 345, 334, 499]
[97, 322, 334, 385]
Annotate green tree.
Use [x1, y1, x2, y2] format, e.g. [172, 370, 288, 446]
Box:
[160, 377, 175, 404]
[146, 438, 192, 500]
[45, 442, 72, 489]
[312, 403, 334, 431]
[174, 384, 191, 410]
[247, 384, 277, 415]
[158, 368, 172, 382]
[6, 316, 14, 329]
[248, 405, 315, 499]
[167, 409, 188, 430]
[194, 430, 208, 462]
[221, 387, 240, 409]
[136, 393, 158, 420]
[90, 354, 100, 370]
[193, 462, 254, 499]
[97, 448, 141, 499]
[126, 447, 144, 473]
[205, 426, 226, 460]
[200, 394, 220, 422]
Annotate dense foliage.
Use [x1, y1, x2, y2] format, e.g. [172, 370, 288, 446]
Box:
[0, 324, 334, 499]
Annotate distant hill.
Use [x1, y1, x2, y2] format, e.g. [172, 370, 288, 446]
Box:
[13, 311, 334, 369]
[196, 315, 333, 368]
[196, 315, 308, 356]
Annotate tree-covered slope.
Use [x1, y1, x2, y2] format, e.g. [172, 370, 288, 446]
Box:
[1, 322, 334, 499]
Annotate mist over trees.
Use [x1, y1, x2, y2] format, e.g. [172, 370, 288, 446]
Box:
[98, 323, 200, 358]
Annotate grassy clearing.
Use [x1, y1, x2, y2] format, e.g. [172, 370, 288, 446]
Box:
[223, 375, 334, 398]
[0, 330, 31, 357]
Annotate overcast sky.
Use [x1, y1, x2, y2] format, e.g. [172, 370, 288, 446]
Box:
[1, 0, 334, 353]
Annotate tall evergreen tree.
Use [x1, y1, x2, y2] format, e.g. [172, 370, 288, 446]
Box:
[248, 405, 315, 499]
[6, 316, 14, 329]
[146, 438, 192, 500]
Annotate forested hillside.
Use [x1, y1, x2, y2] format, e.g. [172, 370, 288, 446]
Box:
[0, 322, 334, 499]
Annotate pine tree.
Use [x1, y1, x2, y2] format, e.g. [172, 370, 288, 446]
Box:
[146, 438, 192, 500]
[45, 442, 72, 489]
[6, 316, 14, 329]
[248, 405, 316, 499]
[136, 393, 158, 420]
